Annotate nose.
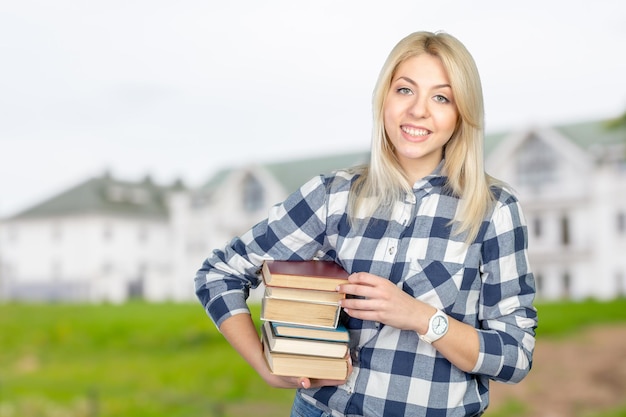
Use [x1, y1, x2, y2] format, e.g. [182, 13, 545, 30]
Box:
[409, 96, 429, 118]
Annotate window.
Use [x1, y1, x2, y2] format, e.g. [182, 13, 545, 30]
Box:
[106, 185, 150, 205]
[103, 224, 113, 241]
[534, 272, 542, 296]
[533, 217, 542, 238]
[516, 135, 556, 188]
[1, 262, 14, 279]
[128, 263, 146, 298]
[562, 271, 571, 298]
[52, 223, 62, 241]
[242, 174, 264, 213]
[101, 262, 113, 276]
[617, 271, 626, 296]
[52, 261, 62, 280]
[186, 240, 207, 254]
[561, 215, 570, 246]
[129, 188, 150, 205]
[137, 263, 147, 278]
[138, 226, 148, 243]
[7, 226, 18, 243]
[107, 186, 126, 202]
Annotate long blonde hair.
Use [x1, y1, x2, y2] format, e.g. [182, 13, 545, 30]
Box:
[349, 31, 497, 243]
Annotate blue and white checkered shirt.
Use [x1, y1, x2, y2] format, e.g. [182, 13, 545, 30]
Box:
[195, 166, 537, 417]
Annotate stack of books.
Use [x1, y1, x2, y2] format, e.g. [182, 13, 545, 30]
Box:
[260, 260, 351, 380]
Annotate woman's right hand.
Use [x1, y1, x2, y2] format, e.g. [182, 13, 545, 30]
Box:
[261, 363, 352, 389]
[219, 314, 352, 390]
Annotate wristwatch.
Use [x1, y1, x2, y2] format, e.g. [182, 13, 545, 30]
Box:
[419, 309, 449, 344]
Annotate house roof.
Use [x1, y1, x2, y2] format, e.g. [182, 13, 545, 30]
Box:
[9, 174, 181, 220]
[202, 117, 624, 195]
[263, 152, 370, 194]
[10, 117, 623, 220]
[484, 131, 509, 155]
[484, 118, 626, 154]
[202, 151, 370, 195]
[554, 118, 626, 150]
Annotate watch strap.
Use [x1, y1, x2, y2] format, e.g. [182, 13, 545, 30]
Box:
[419, 309, 449, 344]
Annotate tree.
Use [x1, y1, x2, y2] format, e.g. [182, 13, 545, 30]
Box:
[605, 109, 626, 130]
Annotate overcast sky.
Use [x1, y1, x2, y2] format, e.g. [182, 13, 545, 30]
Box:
[1, 0, 625, 217]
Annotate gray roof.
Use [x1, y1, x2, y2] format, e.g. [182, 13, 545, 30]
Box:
[202, 117, 624, 195]
[483, 117, 626, 153]
[484, 131, 509, 155]
[555, 118, 626, 149]
[202, 151, 370, 195]
[9, 117, 623, 220]
[9, 174, 180, 220]
[264, 152, 370, 194]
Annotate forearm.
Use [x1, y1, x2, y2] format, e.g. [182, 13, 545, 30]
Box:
[338, 273, 480, 372]
[412, 303, 479, 373]
[431, 315, 479, 373]
[219, 313, 344, 389]
[219, 313, 269, 377]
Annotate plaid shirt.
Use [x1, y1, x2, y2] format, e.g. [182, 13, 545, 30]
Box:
[195, 167, 537, 417]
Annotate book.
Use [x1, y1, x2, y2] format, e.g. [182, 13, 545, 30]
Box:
[265, 285, 345, 304]
[262, 331, 350, 380]
[261, 289, 342, 328]
[261, 260, 349, 291]
[271, 322, 350, 343]
[262, 321, 348, 358]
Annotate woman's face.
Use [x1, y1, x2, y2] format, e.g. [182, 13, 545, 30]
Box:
[383, 53, 459, 183]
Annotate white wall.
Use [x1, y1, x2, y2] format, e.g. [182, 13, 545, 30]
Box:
[0, 214, 170, 303]
[488, 128, 626, 301]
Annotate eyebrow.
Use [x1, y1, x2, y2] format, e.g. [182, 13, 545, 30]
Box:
[395, 76, 451, 90]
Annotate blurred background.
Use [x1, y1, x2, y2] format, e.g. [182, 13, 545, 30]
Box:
[1, 1, 625, 416]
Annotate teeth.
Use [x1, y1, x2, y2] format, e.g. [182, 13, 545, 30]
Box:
[402, 126, 430, 137]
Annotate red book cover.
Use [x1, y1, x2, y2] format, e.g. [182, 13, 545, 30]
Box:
[261, 260, 349, 291]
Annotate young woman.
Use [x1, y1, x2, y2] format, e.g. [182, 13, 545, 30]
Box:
[195, 31, 537, 417]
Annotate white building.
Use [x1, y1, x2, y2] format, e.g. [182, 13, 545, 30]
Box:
[0, 154, 367, 303]
[486, 119, 626, 300]
[0, 174, 184, 302]
[0, 117, 624, 302]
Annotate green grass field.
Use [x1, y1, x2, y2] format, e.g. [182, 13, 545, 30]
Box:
[1, 298, 625, 417]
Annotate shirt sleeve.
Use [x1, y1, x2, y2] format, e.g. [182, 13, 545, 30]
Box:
[194, 175, 330, 328]
[472, 194, 538, 384]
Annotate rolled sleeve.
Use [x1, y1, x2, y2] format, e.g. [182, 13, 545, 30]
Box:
[194, 174, 331, 329]
[473, 195, 537, 383]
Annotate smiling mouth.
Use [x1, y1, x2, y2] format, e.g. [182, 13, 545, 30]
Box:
[401, 126, 431, 137]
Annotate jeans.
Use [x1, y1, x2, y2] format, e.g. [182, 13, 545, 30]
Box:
[290, 391, 332, 417]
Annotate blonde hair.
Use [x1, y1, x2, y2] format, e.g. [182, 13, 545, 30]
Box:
[349, 31, 497, 243]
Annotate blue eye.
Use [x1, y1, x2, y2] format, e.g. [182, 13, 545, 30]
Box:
[397, 87, 413, 95]
[433, 95, 450, 103]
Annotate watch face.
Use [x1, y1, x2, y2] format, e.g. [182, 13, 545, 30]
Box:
[433, 315, 448, 335]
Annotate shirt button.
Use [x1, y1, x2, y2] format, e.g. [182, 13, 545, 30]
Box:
[388, 246, 396, 256]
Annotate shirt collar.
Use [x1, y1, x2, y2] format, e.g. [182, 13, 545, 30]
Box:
[412, 159, 447, 191]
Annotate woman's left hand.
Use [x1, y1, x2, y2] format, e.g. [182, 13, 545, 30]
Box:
[337, 272, 433, 332]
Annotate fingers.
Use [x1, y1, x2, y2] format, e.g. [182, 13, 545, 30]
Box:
[347, 272, 379, 286]
[293, 357, 352, 389]
[297, 377, 311, 389]
[297, 376, 347, 389]
[339, 273, 397, 304]
[338, 272, 384, 297]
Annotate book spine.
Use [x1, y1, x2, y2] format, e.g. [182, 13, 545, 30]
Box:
[261, 297, 341, 328]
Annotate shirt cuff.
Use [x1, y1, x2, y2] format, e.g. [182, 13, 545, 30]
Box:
[472, 330, 504, 377]
[206, 289, 250, 329]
